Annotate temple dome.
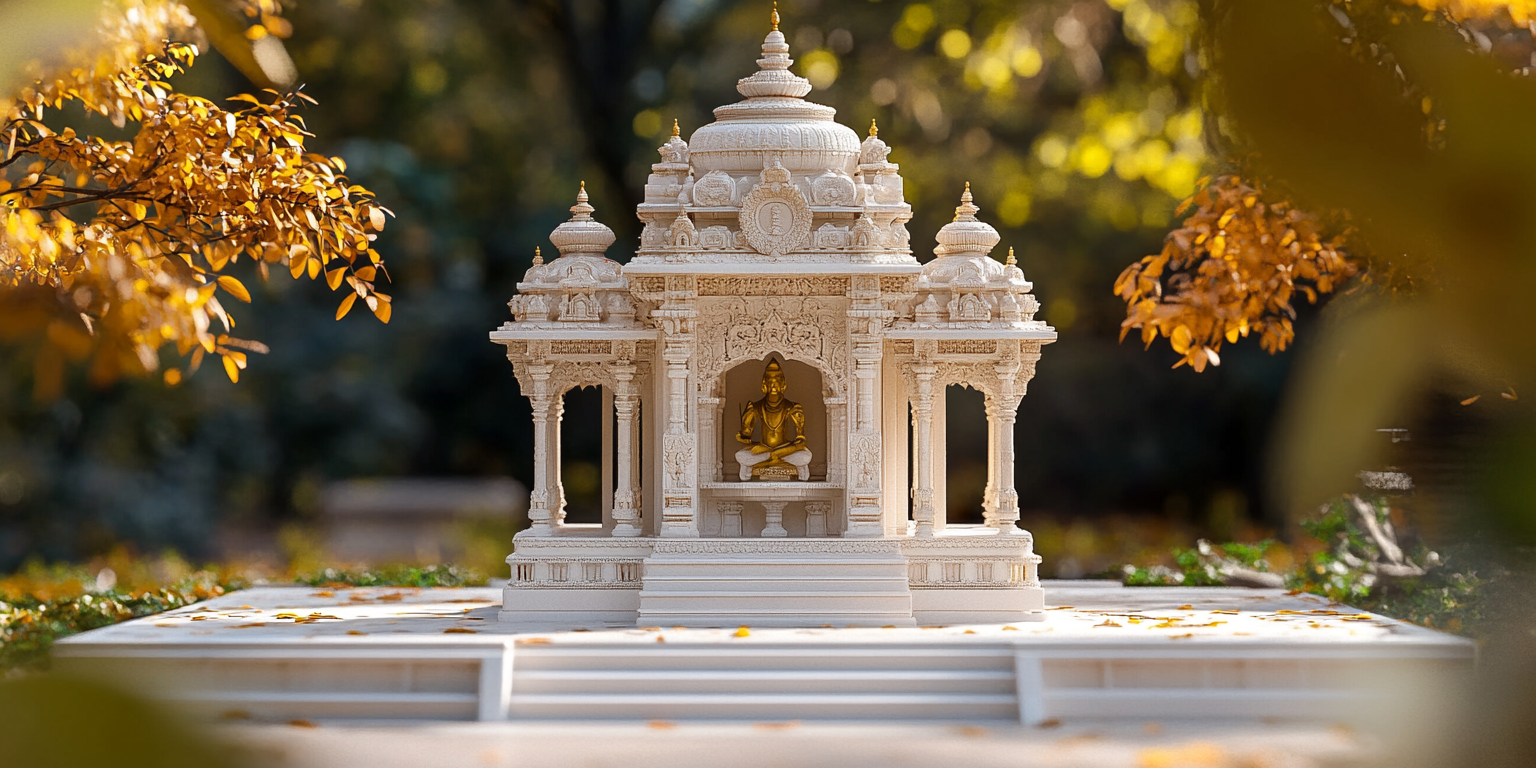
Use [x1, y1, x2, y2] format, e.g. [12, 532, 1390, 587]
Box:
[547, 182, 616, 257]
[933, 183, 1001, 257]
[687, 22, 860, 178]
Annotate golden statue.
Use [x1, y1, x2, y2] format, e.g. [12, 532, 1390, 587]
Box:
[735, 358, 812, 481]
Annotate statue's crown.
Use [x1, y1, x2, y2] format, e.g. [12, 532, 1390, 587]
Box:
[764, 358, 783, 373]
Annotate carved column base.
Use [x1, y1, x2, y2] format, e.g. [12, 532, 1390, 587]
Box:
[660, 497, 700, 538]
[760, 501, 788, 538]
[611, 506, 641, 537]
[844, 504, 883, 538]
[990, 490, 1022, 534]
[526, 508, 555, 538]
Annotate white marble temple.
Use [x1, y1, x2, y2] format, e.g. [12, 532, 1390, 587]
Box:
[490, 9, 1056, 630]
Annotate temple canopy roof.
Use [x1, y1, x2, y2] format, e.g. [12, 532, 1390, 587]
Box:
[687, 22, 861, 178]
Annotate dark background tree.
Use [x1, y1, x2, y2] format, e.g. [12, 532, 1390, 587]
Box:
[0, 0, 1302, 573]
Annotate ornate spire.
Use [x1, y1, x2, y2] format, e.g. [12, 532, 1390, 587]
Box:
[734, 1, 810, 99]
[548, 182, 615, 257]
[869, 119, 879, 137]
[771, 0, 779, 32]
[935, 182, 1000, 257]
[570, 181, 594, 220]
[532, 246, 543, 266]
[953, 182, 979, 222]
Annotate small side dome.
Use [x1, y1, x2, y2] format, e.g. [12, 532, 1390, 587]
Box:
[934, 183, 1001, 258]
[548, 182, 616, 257]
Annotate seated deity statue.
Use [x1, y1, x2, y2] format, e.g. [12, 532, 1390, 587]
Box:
[735, 358, 812, 481]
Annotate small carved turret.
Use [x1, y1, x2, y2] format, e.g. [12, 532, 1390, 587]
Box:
[934, 182, 1000, 258]
[548, 182, 616, 258]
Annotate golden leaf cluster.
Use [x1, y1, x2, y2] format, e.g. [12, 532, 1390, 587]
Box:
[1398, 0, 1536, 23]
[1, 0, 387, 399]
[1114, 175, 1356, 371]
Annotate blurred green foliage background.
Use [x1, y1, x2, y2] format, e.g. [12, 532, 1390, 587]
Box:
[0, 0, 1314, 572]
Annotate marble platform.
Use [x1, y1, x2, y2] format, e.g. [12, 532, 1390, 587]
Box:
[54, 583, 1474, 725]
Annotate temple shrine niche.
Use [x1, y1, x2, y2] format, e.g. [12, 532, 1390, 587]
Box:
[491, 10, 1057, 628]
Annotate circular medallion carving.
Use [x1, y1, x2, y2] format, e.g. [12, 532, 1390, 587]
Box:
[739, 161, 813, 257]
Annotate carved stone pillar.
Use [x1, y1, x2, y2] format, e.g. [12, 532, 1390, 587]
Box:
[549, 394, 567, 528]
[983, 399, 1007, 531]
[982, 396, 999, 528]
[698, 396, 720, 484]
[845, 344, 884, 538]
[824, 396, 846, 486]
[991, 342, 1038, 535]
[527, 394, 554, 537]
[845, 275, 888, 538]
[910, 363, 937, 538]
[611, 364, 641, 537]
[522, 358, 556, 537]
[656, 276, 699, 538]
[992, 405, 1021, 533]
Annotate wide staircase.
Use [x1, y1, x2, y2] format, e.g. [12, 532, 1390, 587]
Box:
[508, 642, 1020, 721]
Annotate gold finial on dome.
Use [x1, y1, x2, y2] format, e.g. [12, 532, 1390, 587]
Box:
[869, 119, 879, 137]
[953, 182, 979, 222]
[771, 0, 779, 31]
[671, 119, 680, 137]
[1006, 246, 1017, 266]
[569, 181, 596, 221]
[532, 246, 543, 266]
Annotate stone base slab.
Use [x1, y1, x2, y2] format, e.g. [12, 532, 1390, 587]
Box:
[54, 585, 1474, 726]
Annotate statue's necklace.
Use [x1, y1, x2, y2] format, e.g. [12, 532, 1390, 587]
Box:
[763, 403, 786, 431]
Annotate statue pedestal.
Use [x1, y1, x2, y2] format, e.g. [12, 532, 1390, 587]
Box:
[760, 501, 788, 537]
[700, 481, 843, 538]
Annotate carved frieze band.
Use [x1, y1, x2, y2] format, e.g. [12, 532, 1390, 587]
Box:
[632, 276, 667, 296]
[900, 535, 1039, 551]
[651, 539, 903, 555]
[507, 556, 646, 590]
[696, 276, 848, 296]
[937, 339, 997, 355]
[550, 340, 614, 355]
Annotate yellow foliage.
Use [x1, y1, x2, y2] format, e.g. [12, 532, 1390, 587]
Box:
[1400, 0, 1536, 22]
[1114, 175, 1356, 372]
[1, 0, 387, 400]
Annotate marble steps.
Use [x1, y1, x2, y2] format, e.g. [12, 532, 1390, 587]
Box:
[513, 668, 1016, 694]
[636, 553, 915, 627]
[509, 644, 1019, 721]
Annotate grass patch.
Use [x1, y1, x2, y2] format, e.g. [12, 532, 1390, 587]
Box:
[1, 555, 491, 675]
